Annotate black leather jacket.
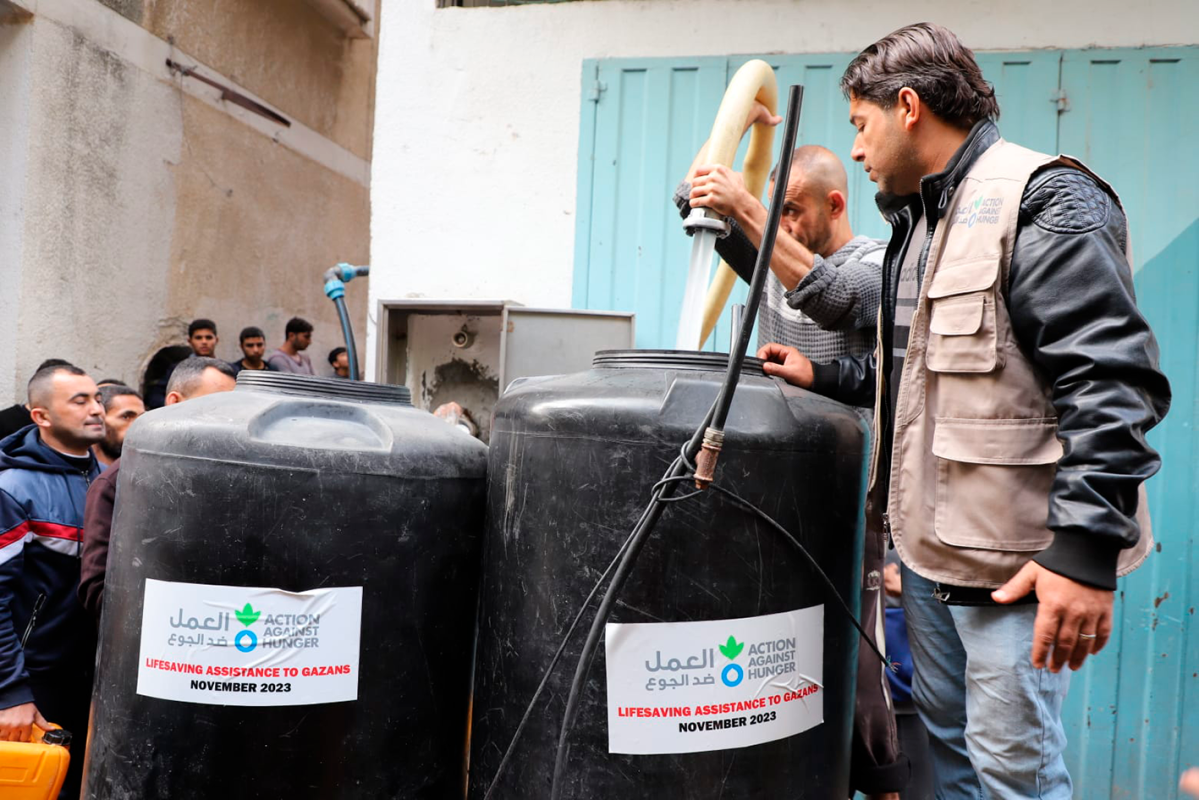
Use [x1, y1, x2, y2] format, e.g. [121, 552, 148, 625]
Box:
[808, 121, 1171, 591]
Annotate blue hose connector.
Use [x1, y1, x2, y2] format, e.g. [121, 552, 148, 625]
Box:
[324, 279, 346, 301]
[323, 263, 369, 301]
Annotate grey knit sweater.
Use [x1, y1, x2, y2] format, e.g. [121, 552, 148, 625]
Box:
[675, 182, 884, 361]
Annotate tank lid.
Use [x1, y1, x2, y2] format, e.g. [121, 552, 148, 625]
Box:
[592, 349, 766, 373]
[235, 371, 412, 405]
[41, 728, 71, 747]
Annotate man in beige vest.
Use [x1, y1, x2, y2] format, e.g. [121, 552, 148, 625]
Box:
[759, 23, 1171, 800]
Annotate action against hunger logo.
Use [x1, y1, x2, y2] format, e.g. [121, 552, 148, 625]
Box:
[234, 602, 261, 653]
[954, 194, 1004, 228]
[719, 635, 744, 687]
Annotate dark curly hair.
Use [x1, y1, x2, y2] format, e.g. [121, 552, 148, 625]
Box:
[841, 23, 1000, 129]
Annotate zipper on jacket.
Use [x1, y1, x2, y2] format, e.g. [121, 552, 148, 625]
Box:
[20, 592, 46, 648]
[875, 204, 914, 516]
[78, 467, 92, 559]
[882, 512, 893, 549]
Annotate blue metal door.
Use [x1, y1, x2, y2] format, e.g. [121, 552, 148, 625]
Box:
[574, 47, 1199, 798]
[1054, 48, 1199, 800]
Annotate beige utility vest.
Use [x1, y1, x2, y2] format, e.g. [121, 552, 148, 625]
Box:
[873, 138, 1153, 588]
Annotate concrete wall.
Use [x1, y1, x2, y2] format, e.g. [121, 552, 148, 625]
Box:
[0, 0, 378, 403]
[0, 21, 35, 406]
[367, 0, 1199, 377]
[12, 17, 181, 390]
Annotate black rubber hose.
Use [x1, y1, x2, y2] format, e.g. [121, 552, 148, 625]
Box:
[332, 295, 360, 381]
[482, 459, 677, 800]
[710, 83, 804, 433]
[548, 410, 715, 800]
[548, 84, 806, 800]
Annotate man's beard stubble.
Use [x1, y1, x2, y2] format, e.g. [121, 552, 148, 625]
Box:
[98, 436, 122, 461]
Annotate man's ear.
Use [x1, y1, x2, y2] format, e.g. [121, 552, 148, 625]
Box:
[896, 87, 922, 132]
[827, 190, 847, 219]
[165, 392, 183, 406]
[29, 407, 52, 428]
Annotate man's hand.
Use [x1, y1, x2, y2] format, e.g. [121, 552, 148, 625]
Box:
[690, 164, 757, 221]
[1180, 768, 1199, 799]
[0, 702, 49, 742]
[993, 561, 1114, 672]
[743, 100, 782, 135]
[883, 562, 902, 598]
[757, 343, 814, 388]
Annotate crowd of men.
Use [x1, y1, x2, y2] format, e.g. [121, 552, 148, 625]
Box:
[166, 316, 350, 397]
[0, 357, 237, 796]
[0, 316, 353, 797]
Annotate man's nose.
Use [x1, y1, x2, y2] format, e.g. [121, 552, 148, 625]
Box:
[851, 137, 865, 162]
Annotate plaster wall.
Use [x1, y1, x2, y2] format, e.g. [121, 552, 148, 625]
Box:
[140, 0, 379, 161]
[163, 95, 370, 375]
[0, 1, 375, 404]
[9, 15, 179, 392]
[366, 0, 1199, 377]
[0, 21, 34, 402]
[88, 0, 379, 161]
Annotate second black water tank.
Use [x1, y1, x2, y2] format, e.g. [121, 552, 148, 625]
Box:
[84, 372, 488, 799]
[469, 350, 869, 799]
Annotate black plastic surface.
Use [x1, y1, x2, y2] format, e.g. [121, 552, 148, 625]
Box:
[469, 351, 869, 799]
[82, 374, 486, 799]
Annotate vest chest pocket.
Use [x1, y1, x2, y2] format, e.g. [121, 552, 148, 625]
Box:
[924, 258, 1003, 373]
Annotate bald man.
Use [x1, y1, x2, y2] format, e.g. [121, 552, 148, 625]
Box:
[675, 104, 885, 362]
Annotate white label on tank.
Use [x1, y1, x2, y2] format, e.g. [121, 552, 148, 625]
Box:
[136, 579, 362, 707]
[605, 605, 823, 755]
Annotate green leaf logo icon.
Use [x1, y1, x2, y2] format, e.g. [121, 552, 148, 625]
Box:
[973, 196, 983, 210]
[235, 603, 261, 627]
[719, 635, 744, 661]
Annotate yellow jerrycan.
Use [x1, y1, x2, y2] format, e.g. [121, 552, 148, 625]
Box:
[0, 724, 71, 799]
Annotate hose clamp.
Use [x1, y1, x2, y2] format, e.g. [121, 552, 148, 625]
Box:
[683, 207, 732, 239]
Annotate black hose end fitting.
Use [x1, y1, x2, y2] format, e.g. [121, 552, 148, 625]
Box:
[693, 427, 724, 489]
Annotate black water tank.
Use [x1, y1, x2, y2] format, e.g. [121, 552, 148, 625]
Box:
[84, 372, 488, 799]
[469, 351, 868, 799]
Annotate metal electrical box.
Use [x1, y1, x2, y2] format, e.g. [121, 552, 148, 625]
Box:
[375, 300, 635, 442]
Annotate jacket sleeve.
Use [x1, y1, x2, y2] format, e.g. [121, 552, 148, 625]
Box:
[673, 181, 757, 284]
[0, 488, 34, 709]
[784, 244, 885, 332]
[809, 354, 878, 409]
[1008, 168, 1171, 590]
[79, 469, 118, 620]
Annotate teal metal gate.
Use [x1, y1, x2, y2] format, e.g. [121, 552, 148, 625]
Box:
[573, 47, 1198, 798]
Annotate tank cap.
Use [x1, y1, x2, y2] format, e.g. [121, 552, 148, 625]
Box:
[592, 349, 766, 374]
[41, 728, 71, 747]
[235, 371, 412, 405]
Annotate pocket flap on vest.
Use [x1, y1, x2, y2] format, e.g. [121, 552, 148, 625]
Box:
[932, 418, 1063, 465]
[929, 296, 983, 335]
[927, 258, 1000, 299]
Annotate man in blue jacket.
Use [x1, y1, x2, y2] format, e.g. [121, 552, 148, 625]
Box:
[0, 363, 105, 796]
